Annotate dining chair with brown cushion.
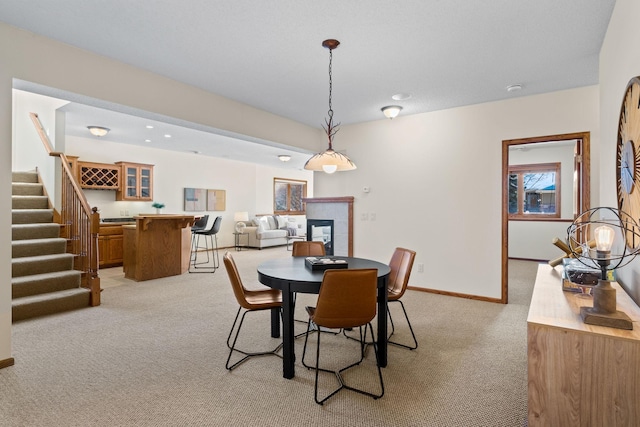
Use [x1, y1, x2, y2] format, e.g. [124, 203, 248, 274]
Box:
[291, 240, 326, 257]
[301, 268, 384, 405]
[387, 247, 418, 349]
[291, 240, 327, 334]
[342, 247, 418, 350]
[222, 251, 283, 370]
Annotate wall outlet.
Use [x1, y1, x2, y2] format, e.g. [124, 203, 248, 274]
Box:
[417, 263, 424, 273]
[120, 210, 125, 216]
[370, 213, 376, 221]
[125, 210, 129, 216]
[361, 213, 368, 221]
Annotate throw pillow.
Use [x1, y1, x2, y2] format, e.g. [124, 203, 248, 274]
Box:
[274, 215, 288, 229]
[258, 216, 270, 231]
[267, 215, 277, 230]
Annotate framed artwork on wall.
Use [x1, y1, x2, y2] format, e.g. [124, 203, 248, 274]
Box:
[207, 189, 226, 211]
[184, 188, 206, 211]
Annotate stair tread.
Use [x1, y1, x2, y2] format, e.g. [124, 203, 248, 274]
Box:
[12, 237, 66, 245]
[13, 287, 90, 305]
[12, 182, 42, 186]
[12, 253, 74, 263]
[12, 172, 39, 183]
[12, 224, 61, 241]
[11, 208, 54, 212]
[12, 269, 81, 284]
[12, 223, 59, 228]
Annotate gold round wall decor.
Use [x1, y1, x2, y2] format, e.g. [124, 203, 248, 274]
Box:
[616, 76, 640, 249]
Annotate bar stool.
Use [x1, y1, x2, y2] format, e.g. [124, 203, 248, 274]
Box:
[191, 214, 209, 233]
[189, 216, 221, 273]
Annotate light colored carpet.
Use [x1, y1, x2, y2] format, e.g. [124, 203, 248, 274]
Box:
[0, 247, 538, 427]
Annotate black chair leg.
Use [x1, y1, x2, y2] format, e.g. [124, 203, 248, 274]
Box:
[387, 300, 418, 350]
[189, 233, 218, 273]
[226, 307, 283, 370]
[303, 321, 384, 405]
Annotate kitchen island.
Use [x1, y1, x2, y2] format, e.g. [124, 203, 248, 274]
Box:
[122, 214, 195, 281]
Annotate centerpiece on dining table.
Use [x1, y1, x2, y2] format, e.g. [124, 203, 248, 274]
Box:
[305, 256, 348, 271]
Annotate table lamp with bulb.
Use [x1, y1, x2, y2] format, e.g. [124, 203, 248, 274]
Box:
[567, 207, 637, 330]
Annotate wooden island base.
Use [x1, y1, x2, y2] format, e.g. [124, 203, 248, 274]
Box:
[123, 214, 194, 281]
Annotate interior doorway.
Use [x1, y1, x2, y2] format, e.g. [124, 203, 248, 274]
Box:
[501, 132, 591, 303]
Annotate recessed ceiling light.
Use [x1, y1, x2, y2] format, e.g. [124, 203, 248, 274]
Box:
[278, 155, 291, 162]
[507, 84, 523, 92]
[145, 139, 151, 143]
[164, 134, 171, 138]
[193, 150, 201, 154]
[392, 93, 412, 101]
[146, 125, 154, 129]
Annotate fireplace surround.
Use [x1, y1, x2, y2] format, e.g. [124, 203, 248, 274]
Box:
[303, 197, 353, 256]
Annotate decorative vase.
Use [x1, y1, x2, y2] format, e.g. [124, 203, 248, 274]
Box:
[235, 222, 246, 233]
[156, 208, 162, 214]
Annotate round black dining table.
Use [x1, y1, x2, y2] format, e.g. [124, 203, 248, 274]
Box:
[258, 256, 391, 379]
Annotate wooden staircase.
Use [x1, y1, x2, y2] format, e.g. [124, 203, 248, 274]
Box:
[11, 171, 91, 321]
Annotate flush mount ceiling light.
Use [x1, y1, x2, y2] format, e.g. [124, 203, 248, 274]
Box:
[304, 39, 356, 174]
[381, 105, 403, 119]
[87, 126, 110, 137]
[278, 154, 291, 162]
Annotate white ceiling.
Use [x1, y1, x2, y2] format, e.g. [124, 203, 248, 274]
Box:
[1, 0, 616, 168]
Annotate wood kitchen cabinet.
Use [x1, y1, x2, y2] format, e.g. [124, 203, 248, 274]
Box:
[115, 162, 154, 201]
[78, 161, 121, 190]
[98, 224, 124, 267]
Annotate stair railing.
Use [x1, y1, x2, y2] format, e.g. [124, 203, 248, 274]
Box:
[29, 112, 101, 306]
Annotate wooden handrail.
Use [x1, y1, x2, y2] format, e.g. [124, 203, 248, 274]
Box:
[29, 112, 55, 154]
[29, 112, 101, 306]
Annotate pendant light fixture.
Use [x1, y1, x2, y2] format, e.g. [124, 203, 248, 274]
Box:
[304, 39, 356, 174]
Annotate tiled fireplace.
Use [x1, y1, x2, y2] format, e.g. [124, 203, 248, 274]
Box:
[303, 196, 354, 256]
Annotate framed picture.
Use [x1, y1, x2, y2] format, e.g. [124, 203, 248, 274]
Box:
[207, 189, 226, 211]
[184, 188, 206, 211]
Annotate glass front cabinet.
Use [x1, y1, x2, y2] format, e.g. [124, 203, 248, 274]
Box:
[115, 162, 154, 201]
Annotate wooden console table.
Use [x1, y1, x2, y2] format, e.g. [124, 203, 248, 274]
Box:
[527, 264, 640, 426]
[122, 214, 194, 281]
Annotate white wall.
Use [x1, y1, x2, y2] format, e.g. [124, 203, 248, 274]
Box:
[508, 143, 576, 260]
[12, 90, 69, 206]
[0, 22, 321, 365]
[599, 0, 640, 303]
[315, 86, 600, 299]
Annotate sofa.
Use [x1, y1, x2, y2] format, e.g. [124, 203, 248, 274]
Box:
[245, 214, 305, 249]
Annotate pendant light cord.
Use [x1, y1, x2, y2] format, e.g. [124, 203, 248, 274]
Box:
[324, 46, 339, 150]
